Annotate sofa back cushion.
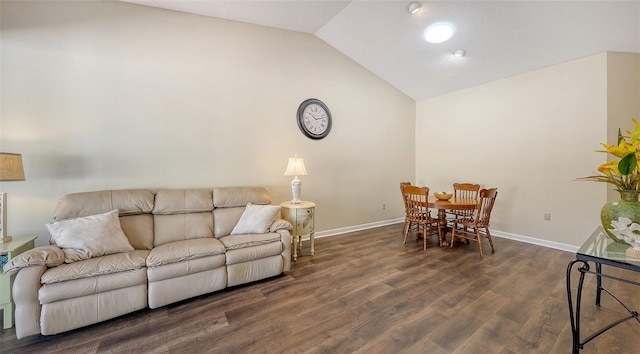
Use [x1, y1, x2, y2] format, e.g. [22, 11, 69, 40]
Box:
[152, 189, 214, 247]
[153, 189, 214, 215]
[52, 190, 155, 250]
[212, 187, 272, 238]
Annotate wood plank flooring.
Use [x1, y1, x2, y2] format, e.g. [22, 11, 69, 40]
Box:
[1, 223, 639, 353]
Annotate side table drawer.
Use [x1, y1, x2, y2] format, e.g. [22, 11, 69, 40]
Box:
[294, 209, 314, 235]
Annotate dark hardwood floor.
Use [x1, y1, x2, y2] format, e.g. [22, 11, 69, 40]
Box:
[1, 223, 639, 353]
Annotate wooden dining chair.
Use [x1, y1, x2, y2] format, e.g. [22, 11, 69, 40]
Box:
[450, 188, 498, 256]
[399, 182, 414, 236]
[448, 183, 481, 220]
[402, 185, 443, 250]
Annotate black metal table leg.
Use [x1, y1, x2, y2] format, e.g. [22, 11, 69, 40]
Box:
[595, 262, 602, 306]
[567, 259, 589, 354]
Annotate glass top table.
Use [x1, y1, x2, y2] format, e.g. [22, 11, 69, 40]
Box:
[576, 226, 640, 270]
[567, 226, 640, 353]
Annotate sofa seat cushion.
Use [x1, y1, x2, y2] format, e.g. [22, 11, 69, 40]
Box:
[41, 250, 148, 285]
[225, 242, 283, 265]
[219, 233, 281, 250]
[147, 255, 226, 283]
[39, 268, 147, 305]
[220, 233, 283, 265]
[146, 238, 225, 268]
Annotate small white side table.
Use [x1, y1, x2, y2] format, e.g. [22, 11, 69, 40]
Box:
[1, 236, 37, 329]
[280, 201, 315, 261]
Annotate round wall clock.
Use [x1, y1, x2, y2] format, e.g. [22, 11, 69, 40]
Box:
[297, 98, 332, 140]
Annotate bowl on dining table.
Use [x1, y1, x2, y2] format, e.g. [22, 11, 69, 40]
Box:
[434, 191, 453, 201]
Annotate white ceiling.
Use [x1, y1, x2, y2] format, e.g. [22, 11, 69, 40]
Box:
[122, 0, 640, 100]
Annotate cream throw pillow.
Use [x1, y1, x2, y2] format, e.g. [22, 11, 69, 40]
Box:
[231, 203, 281, 235]
[46, 209, 134, 263]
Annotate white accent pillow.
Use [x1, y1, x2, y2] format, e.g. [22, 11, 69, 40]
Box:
[46, 209, 134, 263]
[231, 203, 281, 235]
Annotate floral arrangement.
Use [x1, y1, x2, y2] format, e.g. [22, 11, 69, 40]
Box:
[579, 117, 640, 191]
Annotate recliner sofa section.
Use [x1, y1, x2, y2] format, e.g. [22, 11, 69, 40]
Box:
[4, 186, 292, 338]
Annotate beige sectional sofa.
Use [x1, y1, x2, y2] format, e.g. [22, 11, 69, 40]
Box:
[3, 187, 292, 338]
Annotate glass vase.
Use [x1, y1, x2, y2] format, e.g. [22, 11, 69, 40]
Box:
[600, 189, 640, 244]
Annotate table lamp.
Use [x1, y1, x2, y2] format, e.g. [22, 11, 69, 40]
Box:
[283, 155, 308, 204]
[0, 153, 25, 243]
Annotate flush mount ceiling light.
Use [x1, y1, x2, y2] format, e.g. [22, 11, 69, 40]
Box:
[407, 1, 422, 14]
[424, 22, 455, 43]
[453, 49, 466, 57]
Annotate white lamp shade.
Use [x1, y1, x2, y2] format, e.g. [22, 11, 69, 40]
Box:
[283, 157, 308, 176]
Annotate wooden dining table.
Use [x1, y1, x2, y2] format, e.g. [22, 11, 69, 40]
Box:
[427, 196, 478, 246]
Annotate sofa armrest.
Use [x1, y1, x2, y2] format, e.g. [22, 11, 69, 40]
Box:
[276, 229, 292, 272]
[2, 245, 65, 276]
[13, 264, 47, 338]
[270, 218, 293, 232]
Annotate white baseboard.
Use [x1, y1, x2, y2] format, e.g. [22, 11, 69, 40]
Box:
[489, 229, 578, 253]
[308, 218, 579, 253]
[312, 218, 405, 239]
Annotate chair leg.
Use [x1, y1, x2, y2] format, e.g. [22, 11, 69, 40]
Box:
[423, 224, 428, 250]
[486, 227, 495, 253]
[476, 228, 484, 256]
[450, 225, 456, 248]
[403, 220, 410, 244]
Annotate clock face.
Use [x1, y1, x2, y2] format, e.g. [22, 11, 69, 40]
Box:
[297, 98, 332, 139]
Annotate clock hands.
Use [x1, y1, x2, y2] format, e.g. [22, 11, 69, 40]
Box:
[307, 110, 327, 121]
[306, 112, 321, 120]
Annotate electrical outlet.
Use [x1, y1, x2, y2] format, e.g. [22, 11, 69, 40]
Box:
[382, 203, 386, 210]
[544, 213, 551, 221]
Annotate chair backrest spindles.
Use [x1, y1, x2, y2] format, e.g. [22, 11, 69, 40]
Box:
[400, 182, 412, 210]
[474, 188, 498, 227]
[453, 183, 481, 200]
[403, 185, 429, 222]
[453, 183, 480, 218]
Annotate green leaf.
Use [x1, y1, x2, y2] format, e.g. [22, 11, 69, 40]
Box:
[618, 128, 623, 144]
[618, 153, 637, 175]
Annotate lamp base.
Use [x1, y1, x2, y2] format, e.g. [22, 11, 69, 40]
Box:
[290, 176, 302, 204]
[0, 235, 12, 244]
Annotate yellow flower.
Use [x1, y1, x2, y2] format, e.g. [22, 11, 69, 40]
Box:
[597, 160, 620, 175]
[579, 117, 640, 191]
[629, 117, 640, 144]
[598, 140, 636, 158]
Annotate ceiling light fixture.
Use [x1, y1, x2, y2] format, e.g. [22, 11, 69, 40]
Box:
[453, 49, 466, 57]
[407, 1, 422, 14]
[424, 22, 455, 43]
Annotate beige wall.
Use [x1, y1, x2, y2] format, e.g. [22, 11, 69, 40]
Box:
[416, 53, 610, 247]
[606, 52, 640, 201]
[3, 1, 636, 250]
[0, 1, 415, 245]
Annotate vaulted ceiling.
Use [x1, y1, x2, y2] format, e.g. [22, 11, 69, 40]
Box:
[122, 0, 640, 100]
